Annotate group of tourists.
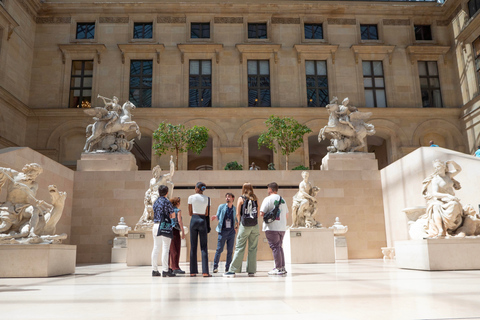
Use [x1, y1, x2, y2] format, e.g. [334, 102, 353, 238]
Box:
[150, 181, 288, 277]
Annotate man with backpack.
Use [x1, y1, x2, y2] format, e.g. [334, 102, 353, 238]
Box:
[260, 182, 289, 275]
[223, 183, 259, 278]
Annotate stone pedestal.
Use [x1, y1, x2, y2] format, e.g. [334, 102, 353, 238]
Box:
[77, 152, 138, 171]
[395, 238, 480, 271]
[126, 231, 159, 266]
[334, 236, 348, 260]
[0, 244, 76, 277]
[321, 152, 378, 171]
[283, 228, 335, 264]
[111, 248, 127, 263]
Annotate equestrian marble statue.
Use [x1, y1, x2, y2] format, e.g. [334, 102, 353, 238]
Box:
[0, 163, 68, 244]
[319, 97, 376, 153]
[83, 95, 141, 153]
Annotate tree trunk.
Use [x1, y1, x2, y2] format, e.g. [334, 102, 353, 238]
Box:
[285, 153, 289, 170]
[175, 148, 179, 171]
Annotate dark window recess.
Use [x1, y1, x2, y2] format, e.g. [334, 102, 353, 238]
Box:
[189, 60, 212, 107]
[69, 60, 93, 108]
[474, 37, 480, 91]
[304, 23, 323, 40]
[363, 61, 387, 108]
[306, 60, 329, 107]
[248, 60, 270, 107]
[468, 0, 480, 18]
[418, 61, 443, 108]
[134, 22, 153, 39]
[248, 23, 267, 39]
[191, 23, 210, 39]
[76, 23, 95, 39]
[129, 60, 152, 108]
[414, 25, 432, 41]
[360, 24, 378, 40]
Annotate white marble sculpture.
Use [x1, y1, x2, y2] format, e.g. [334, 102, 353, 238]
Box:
[0, 164, 67, 244]
[83, 95, 141, 153]
[405, 159, 480, 239]
[135, 156, 175, 231]
[112, 217, 131, 237]
[319, 97, 376, 153]
[291, 171, 321, 228]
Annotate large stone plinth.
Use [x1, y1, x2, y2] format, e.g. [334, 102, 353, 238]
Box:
[127, 231, 161, 266]
[283, 228, 335, 264]
[0, 244, 76, 277]
[395, 238, 480, 271]
[321, 152, 378, 171]
[77, 152, 137, 171]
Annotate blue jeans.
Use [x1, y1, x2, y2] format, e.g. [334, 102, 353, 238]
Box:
[213, 228, 236, 271]
[190, 215, 209, 274]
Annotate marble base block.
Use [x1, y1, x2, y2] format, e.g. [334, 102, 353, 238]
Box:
[114, 237, 127, 248]
[127, 231, 160, 266]
[0, 244, 76, 277]
[77, 152, 138, 171]
[334, 236, 348, 260]
[284, 228, 335, 264]
[321, 152, 378, 171]
[111, 247, 127, 263]
[395, 238, 480, 271]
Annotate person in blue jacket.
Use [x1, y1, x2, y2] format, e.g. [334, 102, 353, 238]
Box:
[210, 193, 238, 273]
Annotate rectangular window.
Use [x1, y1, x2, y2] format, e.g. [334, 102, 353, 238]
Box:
[76, 22, 95, 40]
[414, 25, 432, 41]
[189, 60, 212, 108]
[363, 61, 387, 108]
[468, 0, 480, 18]
[360, 24, 378, 40]
[69, 60, 93, 108]
[191, 23, 210, 39]
[304, 23, 323, 40]
[474, 37, 480, 91]
[418, 61, 442, 108]
[133, 22, 153, 39]
[306, 60, 328, 107]
[248, 60, 270, 107]
[248, 23, 267, 39]
[129, 60, 152, 108]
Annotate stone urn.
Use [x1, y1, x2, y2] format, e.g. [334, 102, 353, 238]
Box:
[112, 217, 131, 237]
[329, 217, 348, 236]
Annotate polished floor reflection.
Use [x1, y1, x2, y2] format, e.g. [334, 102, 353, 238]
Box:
[1, 259, 480, 320]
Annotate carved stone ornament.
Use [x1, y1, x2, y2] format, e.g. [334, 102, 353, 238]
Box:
[291, 171, 321, 228]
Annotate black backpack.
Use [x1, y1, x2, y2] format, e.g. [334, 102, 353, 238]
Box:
[263, 196, 283, 224]
[241, 196, 258, 227]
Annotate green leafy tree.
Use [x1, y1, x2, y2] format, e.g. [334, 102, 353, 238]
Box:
[153, 122, 209, 170]
[258, 115, 312, 170]
[224, 161, 243, 170]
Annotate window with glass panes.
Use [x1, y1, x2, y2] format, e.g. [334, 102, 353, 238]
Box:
[189, 60, 212, 108]
[362, 61, 387, 108]
[360, 25, 378, 40]
[468, 0, 480, 18]
[418, 61, 442, 108]
[133, 22, 153, 39]
[248, 60, 270, 107]
[129, 60, 152, 108]
[473, 37, 480, 91]
[306, 61, 328, 107]
[191, 23, 210, 39]
[304, 24, 323, 40]
[248, 23, 267, 39]
[76, 23, 95, 39]
[69, 60, 93, 108]
[414, 25, 432, 41]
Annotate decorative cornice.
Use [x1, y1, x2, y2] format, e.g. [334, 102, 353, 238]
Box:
[436, 20, 450, 27]
[18, 0, 40, 21]
[0, 86, 31, 117]
[405, 45, 450, 65]
[457, 14, 480, 46]
[214, 17, 243, 24]
[294, 44, 339, 64]
[383, 19, 410, 26]
[271, 17, 300, 24]
[351, 44, 395, 64]
[236, 43, 282, 63]
[327, 18, 356, 26]
[99, 17, 129, 24]
[157, 16, 186, 24]
[58, 44, 107, 64]
[36, 16, 71, 24]
[177, 43, 223, 64]
[0, 5, 19, 40]
[117, 43, 165, 64]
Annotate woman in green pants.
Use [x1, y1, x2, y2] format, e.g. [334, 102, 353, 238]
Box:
[223, 183, 259, 277]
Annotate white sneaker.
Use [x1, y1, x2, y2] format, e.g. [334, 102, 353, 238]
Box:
[268, 268, 283, 275]
[279, 268, 287, 275]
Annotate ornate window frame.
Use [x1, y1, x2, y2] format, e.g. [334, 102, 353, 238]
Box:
[129, 17, 156, 43]
[70, 17, 98, 43]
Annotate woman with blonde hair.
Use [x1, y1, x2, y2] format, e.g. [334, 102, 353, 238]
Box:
[223, 183, 259, 277]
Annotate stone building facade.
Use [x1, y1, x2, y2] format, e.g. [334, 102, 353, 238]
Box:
[0, 0, 479, 170]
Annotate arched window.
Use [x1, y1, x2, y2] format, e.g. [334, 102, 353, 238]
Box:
[188, 137, 213, 170]
[248, 135, 273, 170]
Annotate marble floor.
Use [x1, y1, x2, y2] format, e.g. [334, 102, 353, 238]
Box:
[1, 259, 480, 320]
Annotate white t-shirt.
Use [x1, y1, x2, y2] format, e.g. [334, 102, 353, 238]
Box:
[260, 193, 288, 231]
[188, 193, 209, 215]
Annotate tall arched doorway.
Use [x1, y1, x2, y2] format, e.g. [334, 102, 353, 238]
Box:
[367, 136, 388, 170]
[188, 137, 213, 170]
[248, 135, 273, 170]
[132, 135, 152, 170]
[308, 135, 329, 170]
